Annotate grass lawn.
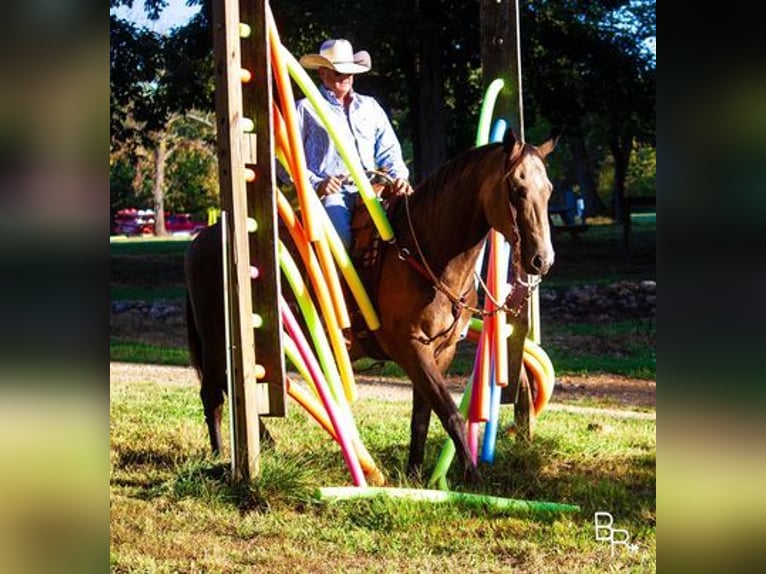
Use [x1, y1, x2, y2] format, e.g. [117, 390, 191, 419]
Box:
[110, 377, 655, 573]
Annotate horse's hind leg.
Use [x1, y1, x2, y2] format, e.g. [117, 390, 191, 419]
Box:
[199, 363, 225, 456]
[407, 388, 432, 480]
[199, 353, 273, 456]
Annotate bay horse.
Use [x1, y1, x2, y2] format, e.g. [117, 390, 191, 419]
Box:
[185, 130, 557, 483]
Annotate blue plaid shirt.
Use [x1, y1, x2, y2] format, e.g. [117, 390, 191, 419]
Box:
[295, 85, 409, 190]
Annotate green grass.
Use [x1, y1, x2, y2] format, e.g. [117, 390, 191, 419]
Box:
[109, 235, 193, 254]
[110, 339, 190, 366]
[543, 319, 656, 379]
[111, 377, 655, 572]
[110, 316, 656, 380]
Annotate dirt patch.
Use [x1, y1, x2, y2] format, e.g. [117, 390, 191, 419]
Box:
[110, 279, 656, 412]
[110, 362, 655, 413]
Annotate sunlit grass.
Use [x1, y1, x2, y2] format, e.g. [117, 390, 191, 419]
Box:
[110, 339, 190, 366]
[111, 377, 655, 572]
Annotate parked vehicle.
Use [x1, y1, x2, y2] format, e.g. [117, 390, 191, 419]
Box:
[112, 208, 155, 236]
[111, 209, 208, 237]
[165, 213, 207, 236]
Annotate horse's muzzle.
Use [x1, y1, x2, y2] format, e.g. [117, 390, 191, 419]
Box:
[529, 251, 554, 276]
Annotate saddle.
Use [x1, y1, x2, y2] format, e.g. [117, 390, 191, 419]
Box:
[346, 180, 404, 359]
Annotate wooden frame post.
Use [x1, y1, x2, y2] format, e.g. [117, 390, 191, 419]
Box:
[212, 0, 286, 482]
[481, 0, 537, 439]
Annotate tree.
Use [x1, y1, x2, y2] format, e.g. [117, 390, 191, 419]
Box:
[111, 0, 656, 221]
[110, 1, 214, 234]
[522, 0, 655, 217]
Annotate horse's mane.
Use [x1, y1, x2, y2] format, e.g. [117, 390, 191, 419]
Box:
[412, 143, 504, 205]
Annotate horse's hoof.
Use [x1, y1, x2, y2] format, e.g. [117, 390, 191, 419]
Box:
[406, 464, 426, 485]
[463, 465, 481, 485]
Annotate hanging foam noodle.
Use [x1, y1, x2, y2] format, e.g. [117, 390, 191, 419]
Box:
[275, 185, 357, 404]
[266, 10, 321, 242]
[272, 103, 380, 332]
[278, 242, 348, 404]
[269, 99, 351, 332]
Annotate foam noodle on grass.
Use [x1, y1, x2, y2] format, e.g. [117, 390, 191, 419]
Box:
[317, 486, 580, 515]
[428, 379, 473, 490]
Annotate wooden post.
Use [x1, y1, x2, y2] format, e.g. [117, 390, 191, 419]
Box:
[241, 0, 286, 417]
[212, 0, 261, 481]
[481, 0, 537, 439]
[212, 0, 286, 481]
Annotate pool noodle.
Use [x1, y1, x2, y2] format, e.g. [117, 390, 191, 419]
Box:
[488, 119, 511, 387]
[317, 486, 580, 515]
[273, 99, 377, 333]
[481, 362, 502, 464]
[475, 79, 505, 146]
[278, 241, 346, 407]
[430, 84, 512, 486]
[266, 10, 320, 242]
[287, 377, 384, 484]
[275, 189, 357, 403]
[270, 102, 351, 332]
[428, 378, 473, 490]
[280, 304, 365, 486]
[282, 334, 318, 397]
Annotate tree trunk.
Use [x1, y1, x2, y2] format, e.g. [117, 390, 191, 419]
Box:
[610, 135, 632, 223]
[153, 135, 168, 236]
[569, 133, 606, 217]
[413, 0, 447, 182]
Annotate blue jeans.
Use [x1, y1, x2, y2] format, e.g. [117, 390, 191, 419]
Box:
[321, 186, 358, 250]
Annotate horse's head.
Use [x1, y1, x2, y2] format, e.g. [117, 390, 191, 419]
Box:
[484, 130, 558, 276]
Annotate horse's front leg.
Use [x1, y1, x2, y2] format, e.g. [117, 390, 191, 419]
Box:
[401, 348, 480, 484]
[407, 387, 432, 480]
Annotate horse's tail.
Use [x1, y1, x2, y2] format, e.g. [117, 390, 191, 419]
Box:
[186, 291, 203, 381]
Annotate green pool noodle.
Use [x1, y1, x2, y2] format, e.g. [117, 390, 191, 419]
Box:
[317, 486, 580, 515]
[278, 241, 346, 408]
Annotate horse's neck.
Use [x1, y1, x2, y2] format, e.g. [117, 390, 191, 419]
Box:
[401, 153, 501, 283]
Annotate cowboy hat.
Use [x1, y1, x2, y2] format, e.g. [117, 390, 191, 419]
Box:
[299, 39, 371, 74]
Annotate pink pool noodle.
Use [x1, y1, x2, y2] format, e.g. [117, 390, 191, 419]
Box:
[280, 298, 366, 486]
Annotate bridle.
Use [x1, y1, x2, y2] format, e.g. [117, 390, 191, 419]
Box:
[399, 152, 541, 319]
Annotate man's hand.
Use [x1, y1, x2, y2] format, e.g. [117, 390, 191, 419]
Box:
[392, 178, 414, 196]
[317, 175, 344, 197]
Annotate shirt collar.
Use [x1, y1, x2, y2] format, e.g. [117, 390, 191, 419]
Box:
[320, 84, 355, 108]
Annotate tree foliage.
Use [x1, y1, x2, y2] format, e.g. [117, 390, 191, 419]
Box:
[109, 0, 655, 222]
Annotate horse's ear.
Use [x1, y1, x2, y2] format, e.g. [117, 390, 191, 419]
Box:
[537, 128, 561, 159]
[503, 128, 523, 160]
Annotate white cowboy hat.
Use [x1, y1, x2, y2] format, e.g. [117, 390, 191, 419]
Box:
[299, 39, 371, 74]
